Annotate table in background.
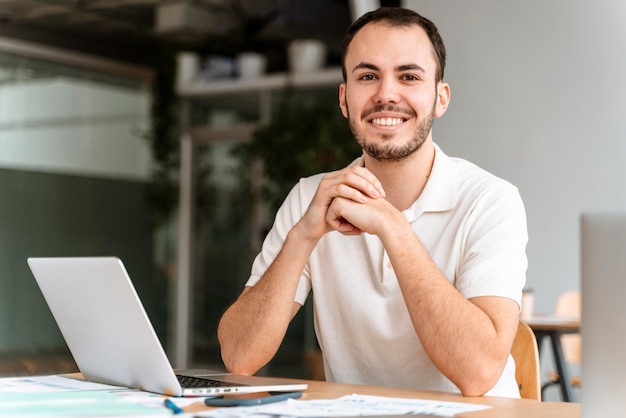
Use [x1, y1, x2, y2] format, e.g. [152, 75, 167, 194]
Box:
[186, 378, 580, 418]
[525, 315, 581, 402]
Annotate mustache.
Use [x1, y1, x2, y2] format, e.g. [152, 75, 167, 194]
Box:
[361, 104, 416, 120]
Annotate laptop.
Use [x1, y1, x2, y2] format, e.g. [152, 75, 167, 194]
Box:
[580, 213, 626, 416]
[27, 256, 308, 397]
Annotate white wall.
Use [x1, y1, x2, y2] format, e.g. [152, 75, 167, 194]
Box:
[404, 0, 626, 314]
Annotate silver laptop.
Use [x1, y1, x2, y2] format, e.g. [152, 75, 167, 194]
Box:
[580, 213, 626, 417]
[27, 256, 307, 397]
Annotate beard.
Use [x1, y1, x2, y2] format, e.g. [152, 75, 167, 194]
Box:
[347, 99, 436, 162]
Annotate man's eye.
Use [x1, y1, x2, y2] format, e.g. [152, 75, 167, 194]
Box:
[402, 74, 420, 81]
[359, 74, 376, 81]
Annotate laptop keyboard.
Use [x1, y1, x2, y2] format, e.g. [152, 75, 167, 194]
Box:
[176, 374, 242, 388]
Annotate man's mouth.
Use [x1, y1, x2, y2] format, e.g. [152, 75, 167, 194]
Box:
[370, 117, 406, 126]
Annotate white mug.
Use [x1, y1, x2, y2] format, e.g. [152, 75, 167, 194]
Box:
[237, 52, 267, 79]
[176, 52, 200, 85]
[288, 39, 327, 74]
[521, 288, 535, 319]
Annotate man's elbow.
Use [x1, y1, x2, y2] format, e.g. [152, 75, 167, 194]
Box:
[221, 356, 256, 376]
[458, 383, 491, 397]
[217, 326, 246, 374]
[219, 341, 259, 375]
[456, 364, 505, 397]
[218, 331, 269, 375]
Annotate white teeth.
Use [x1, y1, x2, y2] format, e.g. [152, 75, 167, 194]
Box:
[372, 117, 403, 126]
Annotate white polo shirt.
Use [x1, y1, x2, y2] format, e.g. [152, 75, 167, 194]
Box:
[246, 144, 528, 397]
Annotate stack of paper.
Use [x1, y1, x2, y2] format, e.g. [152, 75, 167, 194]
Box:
[0, 375, 170, 417]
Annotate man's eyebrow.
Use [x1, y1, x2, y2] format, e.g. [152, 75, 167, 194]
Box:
[397, 63, 426, 73]
[351, 62, 379, 73]
[351, 62, 427, 74]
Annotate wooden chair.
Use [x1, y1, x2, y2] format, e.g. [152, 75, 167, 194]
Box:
[541, 290, 581, 397]
[511, 320, 541, 401]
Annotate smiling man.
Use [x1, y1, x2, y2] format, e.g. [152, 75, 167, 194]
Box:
[217, 7, 528, 398]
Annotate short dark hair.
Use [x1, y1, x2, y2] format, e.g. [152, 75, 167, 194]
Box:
[341, 7, 446, 83]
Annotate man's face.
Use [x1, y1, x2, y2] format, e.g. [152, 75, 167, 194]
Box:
[339, 22, 449, 161]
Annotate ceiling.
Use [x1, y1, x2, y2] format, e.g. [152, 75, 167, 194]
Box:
[0, 0, 356, 71]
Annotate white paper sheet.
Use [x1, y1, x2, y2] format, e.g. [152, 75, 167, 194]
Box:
[0, 375, 123, 393]
[194, 393, 491, 418]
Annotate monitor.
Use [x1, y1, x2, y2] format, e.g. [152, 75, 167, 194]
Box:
[580, 213, 626, 417]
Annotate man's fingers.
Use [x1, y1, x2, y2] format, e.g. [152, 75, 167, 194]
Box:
[335, 218, 363, 235]
[320, 166, 385, 202]
[326, 197, 363, 235]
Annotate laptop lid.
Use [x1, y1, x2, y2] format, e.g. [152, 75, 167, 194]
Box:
[27, 256, 307, 397]
[580, 213, 626, 416]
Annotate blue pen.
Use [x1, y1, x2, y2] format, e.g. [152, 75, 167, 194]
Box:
[164, 398, 184, 415]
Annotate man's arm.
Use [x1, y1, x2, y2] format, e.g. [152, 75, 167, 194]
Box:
[217, 225, 315, 375]
[218, 166, 385, 375]
[383, 218, 519, 396]
[326, 195, 520, 396]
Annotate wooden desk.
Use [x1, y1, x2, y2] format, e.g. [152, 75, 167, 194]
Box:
[524, 315, 581, 402]
[186, 378, 580, 417]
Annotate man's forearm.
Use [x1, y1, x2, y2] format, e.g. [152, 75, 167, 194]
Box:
[380, 217, 519, 396]
[217, 223, 318, 374]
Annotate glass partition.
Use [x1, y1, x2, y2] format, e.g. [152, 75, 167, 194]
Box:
[0, 47, 157, 376]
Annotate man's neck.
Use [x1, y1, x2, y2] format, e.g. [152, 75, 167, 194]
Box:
[362, 140, 436, 211]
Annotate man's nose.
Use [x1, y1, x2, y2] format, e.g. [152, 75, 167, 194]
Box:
[374, 78, 400, 104]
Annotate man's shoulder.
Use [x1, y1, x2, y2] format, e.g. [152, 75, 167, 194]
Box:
[449, 155, 518, 193]
[435, 153, 523, 213]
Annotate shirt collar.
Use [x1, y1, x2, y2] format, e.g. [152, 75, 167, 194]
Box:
[403, 143, 457, 221]
[349, 143, 457, 222]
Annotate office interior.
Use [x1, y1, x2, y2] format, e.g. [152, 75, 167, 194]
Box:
[1, 0, 624, 405]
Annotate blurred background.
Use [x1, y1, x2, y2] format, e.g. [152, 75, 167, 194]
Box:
[1, 0, 625, 404]
[0, 0, 372, 379]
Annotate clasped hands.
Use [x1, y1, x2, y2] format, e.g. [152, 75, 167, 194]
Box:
[300, 165, 398, 239]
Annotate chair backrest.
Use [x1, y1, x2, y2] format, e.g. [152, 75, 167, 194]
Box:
[555, 290, 581, 364]
[511, 320, 541, 401]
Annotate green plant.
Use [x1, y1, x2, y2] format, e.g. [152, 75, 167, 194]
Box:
[234, 88, 361, 213]
[144, 43, 181, 226]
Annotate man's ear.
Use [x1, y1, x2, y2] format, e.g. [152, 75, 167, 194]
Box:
[435, 82, 451, 118]
[339, 83, 348, 118]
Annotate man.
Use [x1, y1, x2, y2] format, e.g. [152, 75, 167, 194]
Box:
[218, 7, 527, 398]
